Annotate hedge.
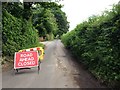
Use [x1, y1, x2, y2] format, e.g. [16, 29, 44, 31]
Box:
[2, 10, 40, 57]
[61, 2, 120, 87]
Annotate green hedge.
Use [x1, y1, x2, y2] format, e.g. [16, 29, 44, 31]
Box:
[61, 2, 120, 87]
[2, 10, 40, 56]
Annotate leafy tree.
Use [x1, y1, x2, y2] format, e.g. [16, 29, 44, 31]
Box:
[32, 2, 69, 38]
[32, 3, 58, 40]
[53, 8, 69, 37]
[23, 2, 33, 20]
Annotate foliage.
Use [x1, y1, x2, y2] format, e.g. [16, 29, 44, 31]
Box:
[39, 2, 69, 37]
[2, 2, 68, 58]
[32, 4, 58, 40]
[2, 10, 40, 56]
[53, 8, 69, 37]
[32, 2, 69, 38]
[2, 2, 24, 19]
[3, 2, 69, 41]
[61, 2, 120, 87]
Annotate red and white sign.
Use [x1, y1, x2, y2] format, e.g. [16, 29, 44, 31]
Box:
[14, 51, 39, 69]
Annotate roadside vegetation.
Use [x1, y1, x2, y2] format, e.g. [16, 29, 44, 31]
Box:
[2, 2, 69, 64]
[61, 2, 120, 87]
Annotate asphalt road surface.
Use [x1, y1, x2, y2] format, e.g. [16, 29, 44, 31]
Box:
[2, 40, 105, 88]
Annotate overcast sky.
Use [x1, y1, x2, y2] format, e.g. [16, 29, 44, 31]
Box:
[19, 0, 120, 31]
[59, 0, 120, 31]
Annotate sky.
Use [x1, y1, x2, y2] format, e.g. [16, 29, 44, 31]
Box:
[58, 0, 120, 31]
[19, 0, 120, 31]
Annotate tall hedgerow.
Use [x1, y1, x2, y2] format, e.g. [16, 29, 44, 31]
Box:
[61, 2, 120, 87]
[2, 10, 39, 56]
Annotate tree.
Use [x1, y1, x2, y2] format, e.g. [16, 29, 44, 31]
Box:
[32, 3, 59, 40]
[32, 2, 69, 38]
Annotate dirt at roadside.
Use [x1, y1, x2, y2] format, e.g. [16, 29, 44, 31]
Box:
[2, 61, 13, 72]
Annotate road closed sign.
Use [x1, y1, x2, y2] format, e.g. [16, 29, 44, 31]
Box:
[14, 51, 39, 69]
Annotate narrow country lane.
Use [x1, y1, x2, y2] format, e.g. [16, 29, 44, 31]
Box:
[2, 40, 105, 88]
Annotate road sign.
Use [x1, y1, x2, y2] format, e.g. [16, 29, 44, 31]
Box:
[14, 51, 39, 69]
[18, 47, 44, 60]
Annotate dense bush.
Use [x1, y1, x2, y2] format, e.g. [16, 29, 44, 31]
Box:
[61, 2, 120, 87]
[2, 10, 40, 56]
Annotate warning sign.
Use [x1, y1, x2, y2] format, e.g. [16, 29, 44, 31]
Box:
[14, 51, 39, 69]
